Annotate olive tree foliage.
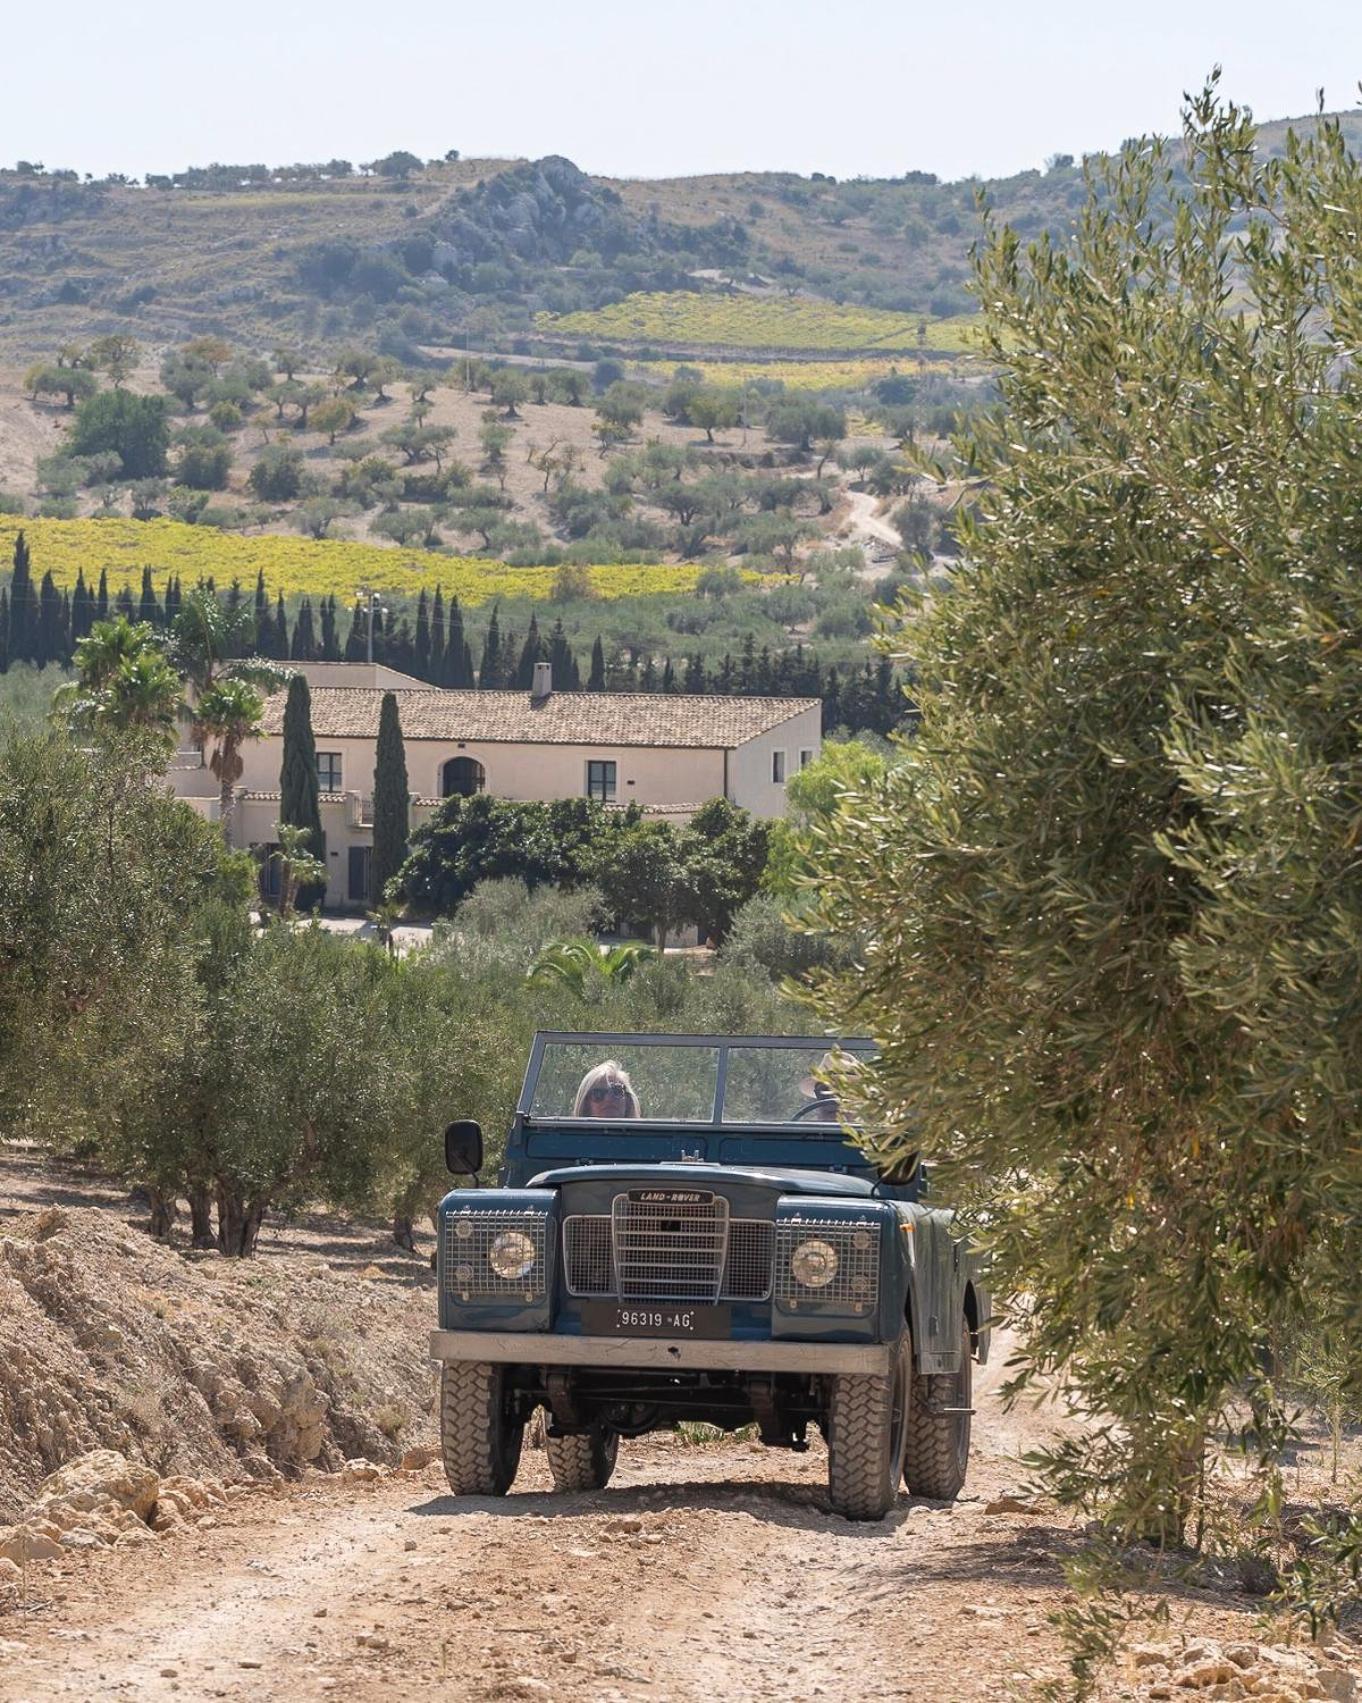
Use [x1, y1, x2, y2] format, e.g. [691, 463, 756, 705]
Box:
[0, 730, 242, 1147]
[803, 86, 1362, 1551]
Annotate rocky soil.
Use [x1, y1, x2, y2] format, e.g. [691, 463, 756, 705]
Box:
[0, 1146, 437, 1523]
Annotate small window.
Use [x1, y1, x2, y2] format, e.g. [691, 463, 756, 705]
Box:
[586, 759, 617, 803]
[799, 748, 815, 771]
[317, 751, 343, 792]
[772, 749, 786, 784]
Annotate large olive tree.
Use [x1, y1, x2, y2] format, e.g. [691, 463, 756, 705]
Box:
[804, 85, 1362, 1550]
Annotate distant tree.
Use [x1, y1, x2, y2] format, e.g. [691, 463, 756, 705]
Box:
[365, 150, 423, 179]
[248, 445, 304, 501]
[160, 350, 216, 410]
[686, 388, 738, 443]
[279, 674, 326, 911]
[24, 363, 97, 409]
[173, 426, 233, 491]
[87, 334, 140, 387]
[594, 382, 648, 435]
[370, 692, 410, 904]
[490, 368, 529, 417]
[293, 497, 352, 539]
[271, 346, 303, 380]
[591, 820, 683, 948]
[69, 389, 169, 478]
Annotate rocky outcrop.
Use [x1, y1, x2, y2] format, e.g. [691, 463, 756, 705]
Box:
[0, 1203, 434, 1523]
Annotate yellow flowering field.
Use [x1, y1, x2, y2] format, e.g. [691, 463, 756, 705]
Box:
[632, 356, 971, 391]
[0, 518, 719, 605]
[539, 293, 981, 354]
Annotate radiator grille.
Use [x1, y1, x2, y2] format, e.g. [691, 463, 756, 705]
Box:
[442, 1209, 548, 1300]
[774, 1218, 880, 1311]
[612, 1192, 728, 1302]
[563, 1206, 773, 1301]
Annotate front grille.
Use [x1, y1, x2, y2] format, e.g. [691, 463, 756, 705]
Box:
[563, 1201, 774, 1301]
[774, 1218, 880, 1311]
[443, 1209, 548, 1300]
[613, 1192, 728, 1301]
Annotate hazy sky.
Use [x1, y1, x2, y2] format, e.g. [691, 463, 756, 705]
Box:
[6, 1, 1361, 183]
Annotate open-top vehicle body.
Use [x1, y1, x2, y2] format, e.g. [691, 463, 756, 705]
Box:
[430, 1033, 989, 1520]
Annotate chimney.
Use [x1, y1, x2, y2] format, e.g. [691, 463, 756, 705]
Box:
[530, 661, 552, 704]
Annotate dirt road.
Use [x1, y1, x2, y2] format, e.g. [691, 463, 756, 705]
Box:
[0, 1339, 1122, 1702]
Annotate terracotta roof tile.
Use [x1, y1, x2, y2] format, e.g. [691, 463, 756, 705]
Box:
[259, 688, 818, 749]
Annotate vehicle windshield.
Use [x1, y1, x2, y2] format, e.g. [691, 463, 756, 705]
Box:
[522, 1035, 876, 1126]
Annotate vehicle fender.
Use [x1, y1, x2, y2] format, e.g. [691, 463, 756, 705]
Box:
[894, 1202, 968, 1375]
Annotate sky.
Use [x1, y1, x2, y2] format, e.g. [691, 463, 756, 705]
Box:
[5, 0, 1361, 185]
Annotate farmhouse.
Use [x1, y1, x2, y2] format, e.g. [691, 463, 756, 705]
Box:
[169, 662, 821, 908]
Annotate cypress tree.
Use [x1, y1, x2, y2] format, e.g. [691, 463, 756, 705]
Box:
[279, 674, 326, 909]
[114, 584, 135, 620]
[344, 599, 365, 661]
[320, 594, 339, 661]
[414, 590, 431, 681]
[164, 575, 182, 625]
[71, 570, 92, 644]
[370, 691, 410, 905]
[515, 614, 545, 689]
[138, 566, 160, 628]
[445, 598, 470, 687]
[684, 652, 706, 693]
[253, 570, 269, 651]
[8, 530, 34, 664]
[431, 588, 446, 677]
[661, 657, 676, 692]
[0, 588, 9, 673]
[35, 572, 64, 668]
[478, 603, 502, 688]
[588, 636, 606, 691]
[95, 566, 109, 620]
[266, 592, 289, 660]
[291, 596, 317, 661]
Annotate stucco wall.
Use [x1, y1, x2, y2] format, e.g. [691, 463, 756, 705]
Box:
[234, 737, 732, 812]
[726, 705, 822, 819]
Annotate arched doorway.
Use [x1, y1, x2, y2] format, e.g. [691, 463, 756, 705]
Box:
[441, 755, 486, 798]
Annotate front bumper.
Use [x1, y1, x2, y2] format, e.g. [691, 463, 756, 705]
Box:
[429, 1329, 891, 1375]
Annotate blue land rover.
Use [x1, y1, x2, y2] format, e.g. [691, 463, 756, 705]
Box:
[430, 1033, 988, 1521]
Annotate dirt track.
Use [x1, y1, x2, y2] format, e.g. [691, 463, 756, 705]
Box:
[0, 1339, 1114, 1702]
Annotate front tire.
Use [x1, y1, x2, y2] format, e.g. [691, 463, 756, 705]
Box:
[903, 1323, 972, 1500]
[440, 1361, 524, 1497]
[545, 1426, 619, 1492]
[826, 1336, 910, 1521]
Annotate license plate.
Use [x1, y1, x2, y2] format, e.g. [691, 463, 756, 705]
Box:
[580, 1303, 732, 1339]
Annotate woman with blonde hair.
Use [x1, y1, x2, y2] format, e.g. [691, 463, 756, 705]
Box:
[573, 1060, 642, 1118]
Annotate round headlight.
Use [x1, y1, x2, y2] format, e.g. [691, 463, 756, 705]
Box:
[790, 1237, 839, 1289]
[488, 1229, 537, 1281]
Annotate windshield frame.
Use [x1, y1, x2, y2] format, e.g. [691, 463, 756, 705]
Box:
[516, 1031, 877, 1129]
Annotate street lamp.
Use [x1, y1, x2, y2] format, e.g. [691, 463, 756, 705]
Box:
[355, 585, 387, 665]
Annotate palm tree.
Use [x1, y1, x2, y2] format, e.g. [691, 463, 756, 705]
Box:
[171, 586, 284, 824]
[193, 677, 265, 841]
[54, 617, 184, 751]
[527, 938, 657, 998]
[171, 586, 275, 695]
[270, 822, 326, 919]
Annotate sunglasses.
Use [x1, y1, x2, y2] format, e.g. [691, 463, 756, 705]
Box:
[587, 1082, 628, 1105]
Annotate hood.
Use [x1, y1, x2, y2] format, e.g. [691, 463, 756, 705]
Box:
[525, 1162, 878, 1198]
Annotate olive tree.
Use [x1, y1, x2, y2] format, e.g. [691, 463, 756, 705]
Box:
[803, 86, 1362, 1557]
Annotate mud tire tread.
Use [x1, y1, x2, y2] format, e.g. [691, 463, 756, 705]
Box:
[826, 1339, 909, 1521]
[439, 1361, 523, 1497]
[545, 1428, 619, 1492]
[903, 1340, 972, 1501]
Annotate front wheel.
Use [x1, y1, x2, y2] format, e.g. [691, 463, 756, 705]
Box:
[903, 1322, 972, 1500]
[826, 1336, 910, 1521]
[545, 1426, 619, 1492]
[439, 1361, 524, 1497]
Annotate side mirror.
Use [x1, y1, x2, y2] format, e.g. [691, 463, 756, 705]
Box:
[444, 1119, 483, 1177]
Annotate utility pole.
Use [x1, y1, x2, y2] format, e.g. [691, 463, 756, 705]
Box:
[356, 585, 379, 663]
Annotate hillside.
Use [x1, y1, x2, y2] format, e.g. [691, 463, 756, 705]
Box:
[3, 106, 1357, 368]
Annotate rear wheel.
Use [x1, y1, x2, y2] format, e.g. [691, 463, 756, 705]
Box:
[545, 1426, 619, 1492]
[439, 1361, 524, 1497]
[903, 1323, 972, 1500]
[826, 1336, 910, 1521]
